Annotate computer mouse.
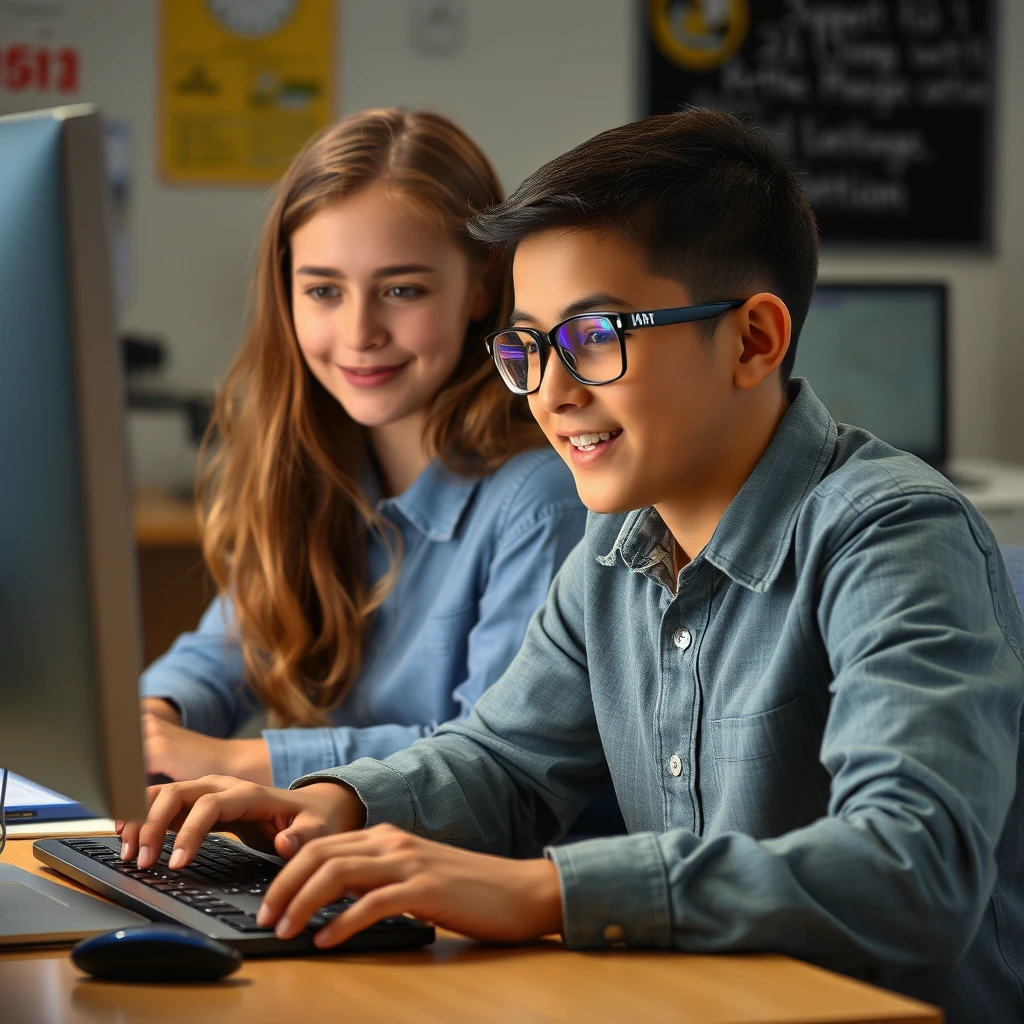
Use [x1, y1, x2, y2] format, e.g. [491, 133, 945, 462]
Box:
[71, 924, 243, 982]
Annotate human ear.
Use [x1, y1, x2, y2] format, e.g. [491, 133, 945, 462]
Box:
[732, 292, 791, 390]
[469, 254, 503, 322]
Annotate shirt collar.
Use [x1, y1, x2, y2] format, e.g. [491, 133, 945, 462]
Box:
[598, 378, 838, 593]
[373, 460, 481, 542]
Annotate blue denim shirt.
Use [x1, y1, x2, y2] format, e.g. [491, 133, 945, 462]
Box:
[297, 380, 1024, 1024]
[140, 447, 586, 788]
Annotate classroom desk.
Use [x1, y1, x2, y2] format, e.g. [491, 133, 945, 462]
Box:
[0, 840, 941, 1024]
[133, 488, 201, 548]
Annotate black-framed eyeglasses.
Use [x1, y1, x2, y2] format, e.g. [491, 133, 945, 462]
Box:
[484, 301, 744, 395]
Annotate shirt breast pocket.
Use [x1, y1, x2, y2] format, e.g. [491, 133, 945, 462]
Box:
[705, 694, 831, 838]
[419, 601, 478, 658]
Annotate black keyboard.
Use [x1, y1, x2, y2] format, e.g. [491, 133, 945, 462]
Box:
[33, 834, 435, 955]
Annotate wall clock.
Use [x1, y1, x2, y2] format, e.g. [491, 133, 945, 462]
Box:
[206, 0, 298, 37]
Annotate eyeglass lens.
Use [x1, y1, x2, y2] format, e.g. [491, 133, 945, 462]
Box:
[493, 315, 623, 393]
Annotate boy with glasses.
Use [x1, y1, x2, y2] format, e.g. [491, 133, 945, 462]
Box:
[121, 109, 1024, 1023]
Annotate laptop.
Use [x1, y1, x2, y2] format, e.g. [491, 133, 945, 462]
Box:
[0, 863, 148, 947]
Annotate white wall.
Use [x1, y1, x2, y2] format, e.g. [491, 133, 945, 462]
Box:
[2, 0, 1022, 484]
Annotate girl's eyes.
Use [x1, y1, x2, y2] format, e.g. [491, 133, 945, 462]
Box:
[304, 284, 425, 302]
[383, 285, 424, 299]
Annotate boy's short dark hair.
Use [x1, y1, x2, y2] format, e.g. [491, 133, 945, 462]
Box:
[470, 107, 819, 386]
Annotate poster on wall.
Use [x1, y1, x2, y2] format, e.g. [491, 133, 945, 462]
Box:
[642, 0, 996, 248]
[160, 0, 334, 185]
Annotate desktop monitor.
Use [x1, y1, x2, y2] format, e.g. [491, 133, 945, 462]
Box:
[793, 283, 948, 465]
[0, 105, 146, 820]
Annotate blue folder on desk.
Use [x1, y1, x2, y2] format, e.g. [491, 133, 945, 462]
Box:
[3, 772, 94, 822]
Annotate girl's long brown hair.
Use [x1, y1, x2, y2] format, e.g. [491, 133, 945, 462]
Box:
[198, 109, 542, 727]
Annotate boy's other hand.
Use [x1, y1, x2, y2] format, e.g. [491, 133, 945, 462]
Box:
[257, 825, 564, 947]
[142, 712, 273, 786]
[115, 777, 366, 869]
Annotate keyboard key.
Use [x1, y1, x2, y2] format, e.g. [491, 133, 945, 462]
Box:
[182, 896, 223, 908]
[215, 913, 267, 933]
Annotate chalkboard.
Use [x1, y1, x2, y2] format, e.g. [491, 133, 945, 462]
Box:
[643, 0, 996, 247]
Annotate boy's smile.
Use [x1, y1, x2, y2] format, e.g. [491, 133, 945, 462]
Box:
[563, 428, 622, 463]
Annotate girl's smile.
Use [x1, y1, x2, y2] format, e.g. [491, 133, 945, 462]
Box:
[338, 362, 411, 388]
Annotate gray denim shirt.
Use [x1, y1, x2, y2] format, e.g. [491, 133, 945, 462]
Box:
[296, 380, 1024, 1023]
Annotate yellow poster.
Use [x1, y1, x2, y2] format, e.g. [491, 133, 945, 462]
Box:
[160, 0, 334, 184]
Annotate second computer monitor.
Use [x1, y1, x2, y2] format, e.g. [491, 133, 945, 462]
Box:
[793, 283, 948, 465]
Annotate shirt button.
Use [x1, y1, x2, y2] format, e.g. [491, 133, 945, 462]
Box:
[668, 753, 682, 776]
[602, 924, 625, 943]
[672, 627, 692, 650]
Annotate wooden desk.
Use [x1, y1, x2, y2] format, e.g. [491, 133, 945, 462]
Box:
[0, 840, 941, 1024]
[134, 488, 201, 548]
[133, 489, 210, 666]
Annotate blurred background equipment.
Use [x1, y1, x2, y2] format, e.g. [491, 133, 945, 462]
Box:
[123, 334, 215, 450]
[120, 332, 213, 664]
[794, 282, 947, 465]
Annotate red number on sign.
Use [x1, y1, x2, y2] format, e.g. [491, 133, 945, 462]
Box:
[55, 48, 79, 92]
[0, 45, 79, 92]
[35, 47, 50, 90]
[4, 45, 32, 90]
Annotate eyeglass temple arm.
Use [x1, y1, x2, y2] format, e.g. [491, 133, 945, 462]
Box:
[619, 301, 744, 330]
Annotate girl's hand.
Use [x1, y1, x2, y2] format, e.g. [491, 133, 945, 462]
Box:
[142, 712, 273, 786]
[117, 776, 366, 868]
[140, 697, 182, 725]
[258, 826, 564, 948]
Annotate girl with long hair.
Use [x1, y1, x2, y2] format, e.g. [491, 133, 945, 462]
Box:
[138, 109, 585, 788]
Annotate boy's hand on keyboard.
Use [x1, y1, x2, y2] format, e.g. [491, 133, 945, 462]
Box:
[116, 776, 366, 869]
[142, 712, 273, 786]
[257, 825, 564, 946]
